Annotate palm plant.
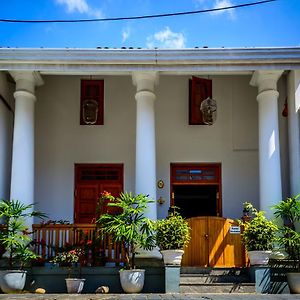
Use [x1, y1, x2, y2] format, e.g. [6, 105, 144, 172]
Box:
[273, 195, 300, 271]
[0, 199, 47, 269]
[97, 192, 155, 269]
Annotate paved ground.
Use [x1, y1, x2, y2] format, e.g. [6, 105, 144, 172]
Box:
[0, 294, 300, 300]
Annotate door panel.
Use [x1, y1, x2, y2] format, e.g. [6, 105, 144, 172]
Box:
[74, 164, 123, 223]
[182, 217, 245, 267]
[75, 184, 99, 223]
[208, 217, 225, 267]
[182, 217, 208, 266]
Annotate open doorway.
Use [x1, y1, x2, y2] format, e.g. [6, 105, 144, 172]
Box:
[173, 185, 218, 218]
[170, 163, 222, 218]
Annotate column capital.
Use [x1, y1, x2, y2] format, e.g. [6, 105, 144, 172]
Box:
[132, 71, 159, 92]
[14, 90, 37, 103]
[135, 90, 156, 103]
[256, 90, 279, 103]
[250, 70, 284, 93]
[9, 71, 44, 94]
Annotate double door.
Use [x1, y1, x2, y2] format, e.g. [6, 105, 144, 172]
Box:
[74, 164, 123, 223]
[182, 217, 245, 267]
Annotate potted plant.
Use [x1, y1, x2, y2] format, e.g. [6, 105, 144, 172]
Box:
[273, 195, 300, 294]
[238, 202, 278, 265]
[156, 208, 191, 265]
[0, 199, 46, 293]
[51, 247, 86, 294]
[97, 192, 155, 293]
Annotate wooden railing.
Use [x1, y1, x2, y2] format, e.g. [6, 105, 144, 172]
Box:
[32, 224, 127, 265]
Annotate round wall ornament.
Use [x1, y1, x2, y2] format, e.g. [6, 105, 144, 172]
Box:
[157, 180, 164, 189]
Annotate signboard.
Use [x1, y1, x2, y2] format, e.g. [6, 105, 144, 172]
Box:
[230, 226, 241, 234]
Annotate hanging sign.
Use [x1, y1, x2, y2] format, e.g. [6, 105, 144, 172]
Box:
[230, 226, 241, 234]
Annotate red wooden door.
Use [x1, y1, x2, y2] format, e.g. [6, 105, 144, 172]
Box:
[74, 164, 123, 223]
[75, 184, 99, 223]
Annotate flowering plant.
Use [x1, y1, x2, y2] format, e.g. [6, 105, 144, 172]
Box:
[51, 248, 83, 265]
[51, 248, 84, 277]
[100, 191, 115, 201]
[97, 190, 122, 216]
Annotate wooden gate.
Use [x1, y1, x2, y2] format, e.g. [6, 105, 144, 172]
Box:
[182, 217, 246, 267]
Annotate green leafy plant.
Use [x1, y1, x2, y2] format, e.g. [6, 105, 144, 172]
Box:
[238, 202, 278, 251]
[156, 209, 191, 250]
[273, 195, 300, 271]
[0, 199, 47, 269]
[97, 192, 155, 269]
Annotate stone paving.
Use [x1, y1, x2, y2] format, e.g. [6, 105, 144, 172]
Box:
[0, 294, 300, 300]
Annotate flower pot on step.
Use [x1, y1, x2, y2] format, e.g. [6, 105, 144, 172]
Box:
[119, 269, 145, 293]
[65, 278, 85, 294]
[160, 249, 184, 265]
[247, 250, 272, 265]
[287, 272, 300, 294]
[0, 270, 27, 294]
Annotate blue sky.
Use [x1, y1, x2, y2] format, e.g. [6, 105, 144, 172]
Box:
[1, 0, 300, 48]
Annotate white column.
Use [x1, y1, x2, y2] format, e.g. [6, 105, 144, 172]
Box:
[132, 72, 158, 221]
[9, 72, 43, 214]
[250, 70, 283, 217]
[287, 70, 300, 196]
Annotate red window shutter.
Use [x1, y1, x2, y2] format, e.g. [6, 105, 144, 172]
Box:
[189, 76, 212, 125]
[80, 80, 104, 125]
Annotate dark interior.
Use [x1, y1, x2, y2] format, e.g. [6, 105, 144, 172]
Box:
[173, 185, 217, 218]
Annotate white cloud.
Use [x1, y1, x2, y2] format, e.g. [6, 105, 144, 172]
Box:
[146, 27, 186, 49]
[56, 0, 103, 18]
[122, 28, 131, 43]
[194, 0, 236, 19]
[211, 0, 236, 19]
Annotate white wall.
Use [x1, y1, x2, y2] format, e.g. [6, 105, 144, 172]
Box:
[35, 74, 289, 221]
[155, 76, 260, 219]
[0, 72, 14, 200]
[35, 76, 136, 221]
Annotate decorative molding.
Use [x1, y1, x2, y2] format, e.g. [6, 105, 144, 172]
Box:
[132, 71, 159, 92]
[1, 48, 300, 74]
[250, 70, 284, 93]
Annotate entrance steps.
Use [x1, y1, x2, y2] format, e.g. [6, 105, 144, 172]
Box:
[180, 267, 255, 293]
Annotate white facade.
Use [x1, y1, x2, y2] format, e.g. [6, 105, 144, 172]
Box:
[0, 47, 299, 222]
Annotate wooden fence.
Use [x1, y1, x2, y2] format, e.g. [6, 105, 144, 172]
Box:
[32, 223, 127, 265]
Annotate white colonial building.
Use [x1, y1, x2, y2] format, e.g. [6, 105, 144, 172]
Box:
[0, 47, 300, 227]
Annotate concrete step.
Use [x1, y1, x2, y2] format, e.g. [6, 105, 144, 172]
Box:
[180, 274, 251, 284]
[180, 282, 256, 294]
[180, 267, 255, 293]
[181, 267, 249, 276]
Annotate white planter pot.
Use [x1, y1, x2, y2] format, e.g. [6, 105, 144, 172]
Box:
[161, 249, 184, 265]
[65, 278, 85, 294]
[287, 272, 300, 294]
[0, 270, 27, 294]
[119, 269, 145, 293]
[247, 250, 272, 265]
